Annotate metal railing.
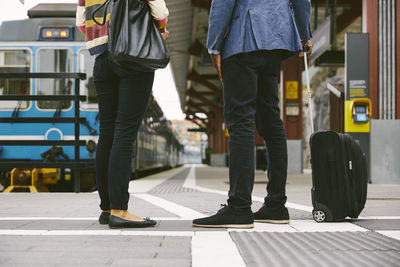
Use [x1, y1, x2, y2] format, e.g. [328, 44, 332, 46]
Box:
[0, 72, 93, 192]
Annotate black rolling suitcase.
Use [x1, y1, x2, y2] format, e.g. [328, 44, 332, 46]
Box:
[303, 49, 368, 222]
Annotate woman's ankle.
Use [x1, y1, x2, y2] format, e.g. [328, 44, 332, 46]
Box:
[110, 210, 145, 221]
[111, 209, 126, 217]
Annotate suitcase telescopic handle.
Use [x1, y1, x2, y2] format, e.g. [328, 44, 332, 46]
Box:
[303, 45, 314, 134]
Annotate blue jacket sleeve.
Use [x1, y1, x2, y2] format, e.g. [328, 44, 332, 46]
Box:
[291, 0, 312, 41]
[206, 0, 236, 52]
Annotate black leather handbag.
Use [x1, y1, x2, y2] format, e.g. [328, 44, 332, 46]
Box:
[93, 0, 170, 72]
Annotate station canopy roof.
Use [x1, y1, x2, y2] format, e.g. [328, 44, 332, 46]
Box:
[165, 0, 218, 128]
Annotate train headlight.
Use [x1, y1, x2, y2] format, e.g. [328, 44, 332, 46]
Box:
[38, 27, 74, 41]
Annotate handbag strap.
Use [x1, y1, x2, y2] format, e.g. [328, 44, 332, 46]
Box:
[92, 0, 112, 26]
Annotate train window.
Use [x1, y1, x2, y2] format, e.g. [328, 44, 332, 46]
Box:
[78, 49, 97, 108]
[0, 49, 31, 109]
[36, 49, 73, 109]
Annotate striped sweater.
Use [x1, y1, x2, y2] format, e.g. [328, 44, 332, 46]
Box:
[76, 0, 169, 55]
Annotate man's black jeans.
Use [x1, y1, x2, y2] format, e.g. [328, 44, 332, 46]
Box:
[93, 52, 154, 210]
[221, 50, 288, 211]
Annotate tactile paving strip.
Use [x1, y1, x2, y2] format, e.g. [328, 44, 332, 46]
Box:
[148, 168, 195, 194]
[231, 231, 400, 267]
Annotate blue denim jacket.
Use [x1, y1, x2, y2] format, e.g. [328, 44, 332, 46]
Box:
[207, 0, 312, 59]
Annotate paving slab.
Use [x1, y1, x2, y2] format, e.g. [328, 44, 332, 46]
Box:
[0, 235, 191, 267]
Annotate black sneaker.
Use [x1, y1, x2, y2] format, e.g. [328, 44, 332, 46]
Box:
[98, 211, 110, 225]
[192, 205, 254, 229]
[253, 205, 290, 224]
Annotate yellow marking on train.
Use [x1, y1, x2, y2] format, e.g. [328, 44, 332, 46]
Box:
[3, 168, 58, 193]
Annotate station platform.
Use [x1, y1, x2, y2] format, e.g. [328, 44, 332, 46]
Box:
[0, 165, 399, 267]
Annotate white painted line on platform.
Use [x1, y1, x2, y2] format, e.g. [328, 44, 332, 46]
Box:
[151, 217, 191, 221]
[190, 164, 207, 168]
[290, 220, 369, 232]
[182, 165, 197, 189]
[358, 216, 400, 220]
[45, 230, 122, 236]
[128, 166, 185, 194]
[134, 193, 206, 220]
[122, 231, 194, 237]
[0, 217, 186, 221]
[0, 222, 378, 235]
[228, 222, 296, 233]
[0, 230, 48, 235]
[182, 165, 227, 195]
[252, 196, 313, 213]
[184, 166, 313, 213]
[0, 217, 98, 221]
[0, 229, 194, 236]
[376, 231, 400, 241]
[192, 231, 246, 267]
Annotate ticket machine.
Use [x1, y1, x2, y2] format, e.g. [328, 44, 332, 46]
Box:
[345, 98, 371, 132]
[345, 33, 371, 179]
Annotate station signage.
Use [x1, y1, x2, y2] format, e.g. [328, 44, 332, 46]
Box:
[309, 16, 332, 64]
[345, 33, 369, 100]
[286, 81, 298, 100]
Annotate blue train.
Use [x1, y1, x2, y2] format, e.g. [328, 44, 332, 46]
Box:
[0, 4, 182, 191]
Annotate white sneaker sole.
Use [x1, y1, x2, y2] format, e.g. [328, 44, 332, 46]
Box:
[254, 219, 290, 224]
[192, 223, 254, 229]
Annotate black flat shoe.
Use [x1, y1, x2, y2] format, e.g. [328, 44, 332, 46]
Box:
[108, 215, 157, 229]
[99, 212, 110, 225]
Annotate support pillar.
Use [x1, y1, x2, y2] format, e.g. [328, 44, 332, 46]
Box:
[397, 0, 400, 119]
[364, 0, 379, 118]
[282, 56, 303, 139]
[208, 111, 228, 167]
[281, 56, 303, 174]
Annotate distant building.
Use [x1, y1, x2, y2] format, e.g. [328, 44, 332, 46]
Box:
[171, 120, 207, 164]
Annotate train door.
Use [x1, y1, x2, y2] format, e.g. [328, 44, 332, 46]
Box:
[0, 48, 32, 113]
[0, 48, 32, 161]
[36, 48, 73, 111]
[77, 48, 96, 110]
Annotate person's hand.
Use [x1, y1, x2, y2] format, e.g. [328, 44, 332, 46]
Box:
[299, 40, 312, 57]
[162, 30, 169, 40]
[211, 54, 223, 81]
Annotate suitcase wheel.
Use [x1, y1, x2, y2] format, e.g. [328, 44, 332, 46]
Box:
[313, 210, 327, 223]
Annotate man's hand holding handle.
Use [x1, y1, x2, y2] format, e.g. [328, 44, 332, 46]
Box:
[300, 40, 313, 58]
